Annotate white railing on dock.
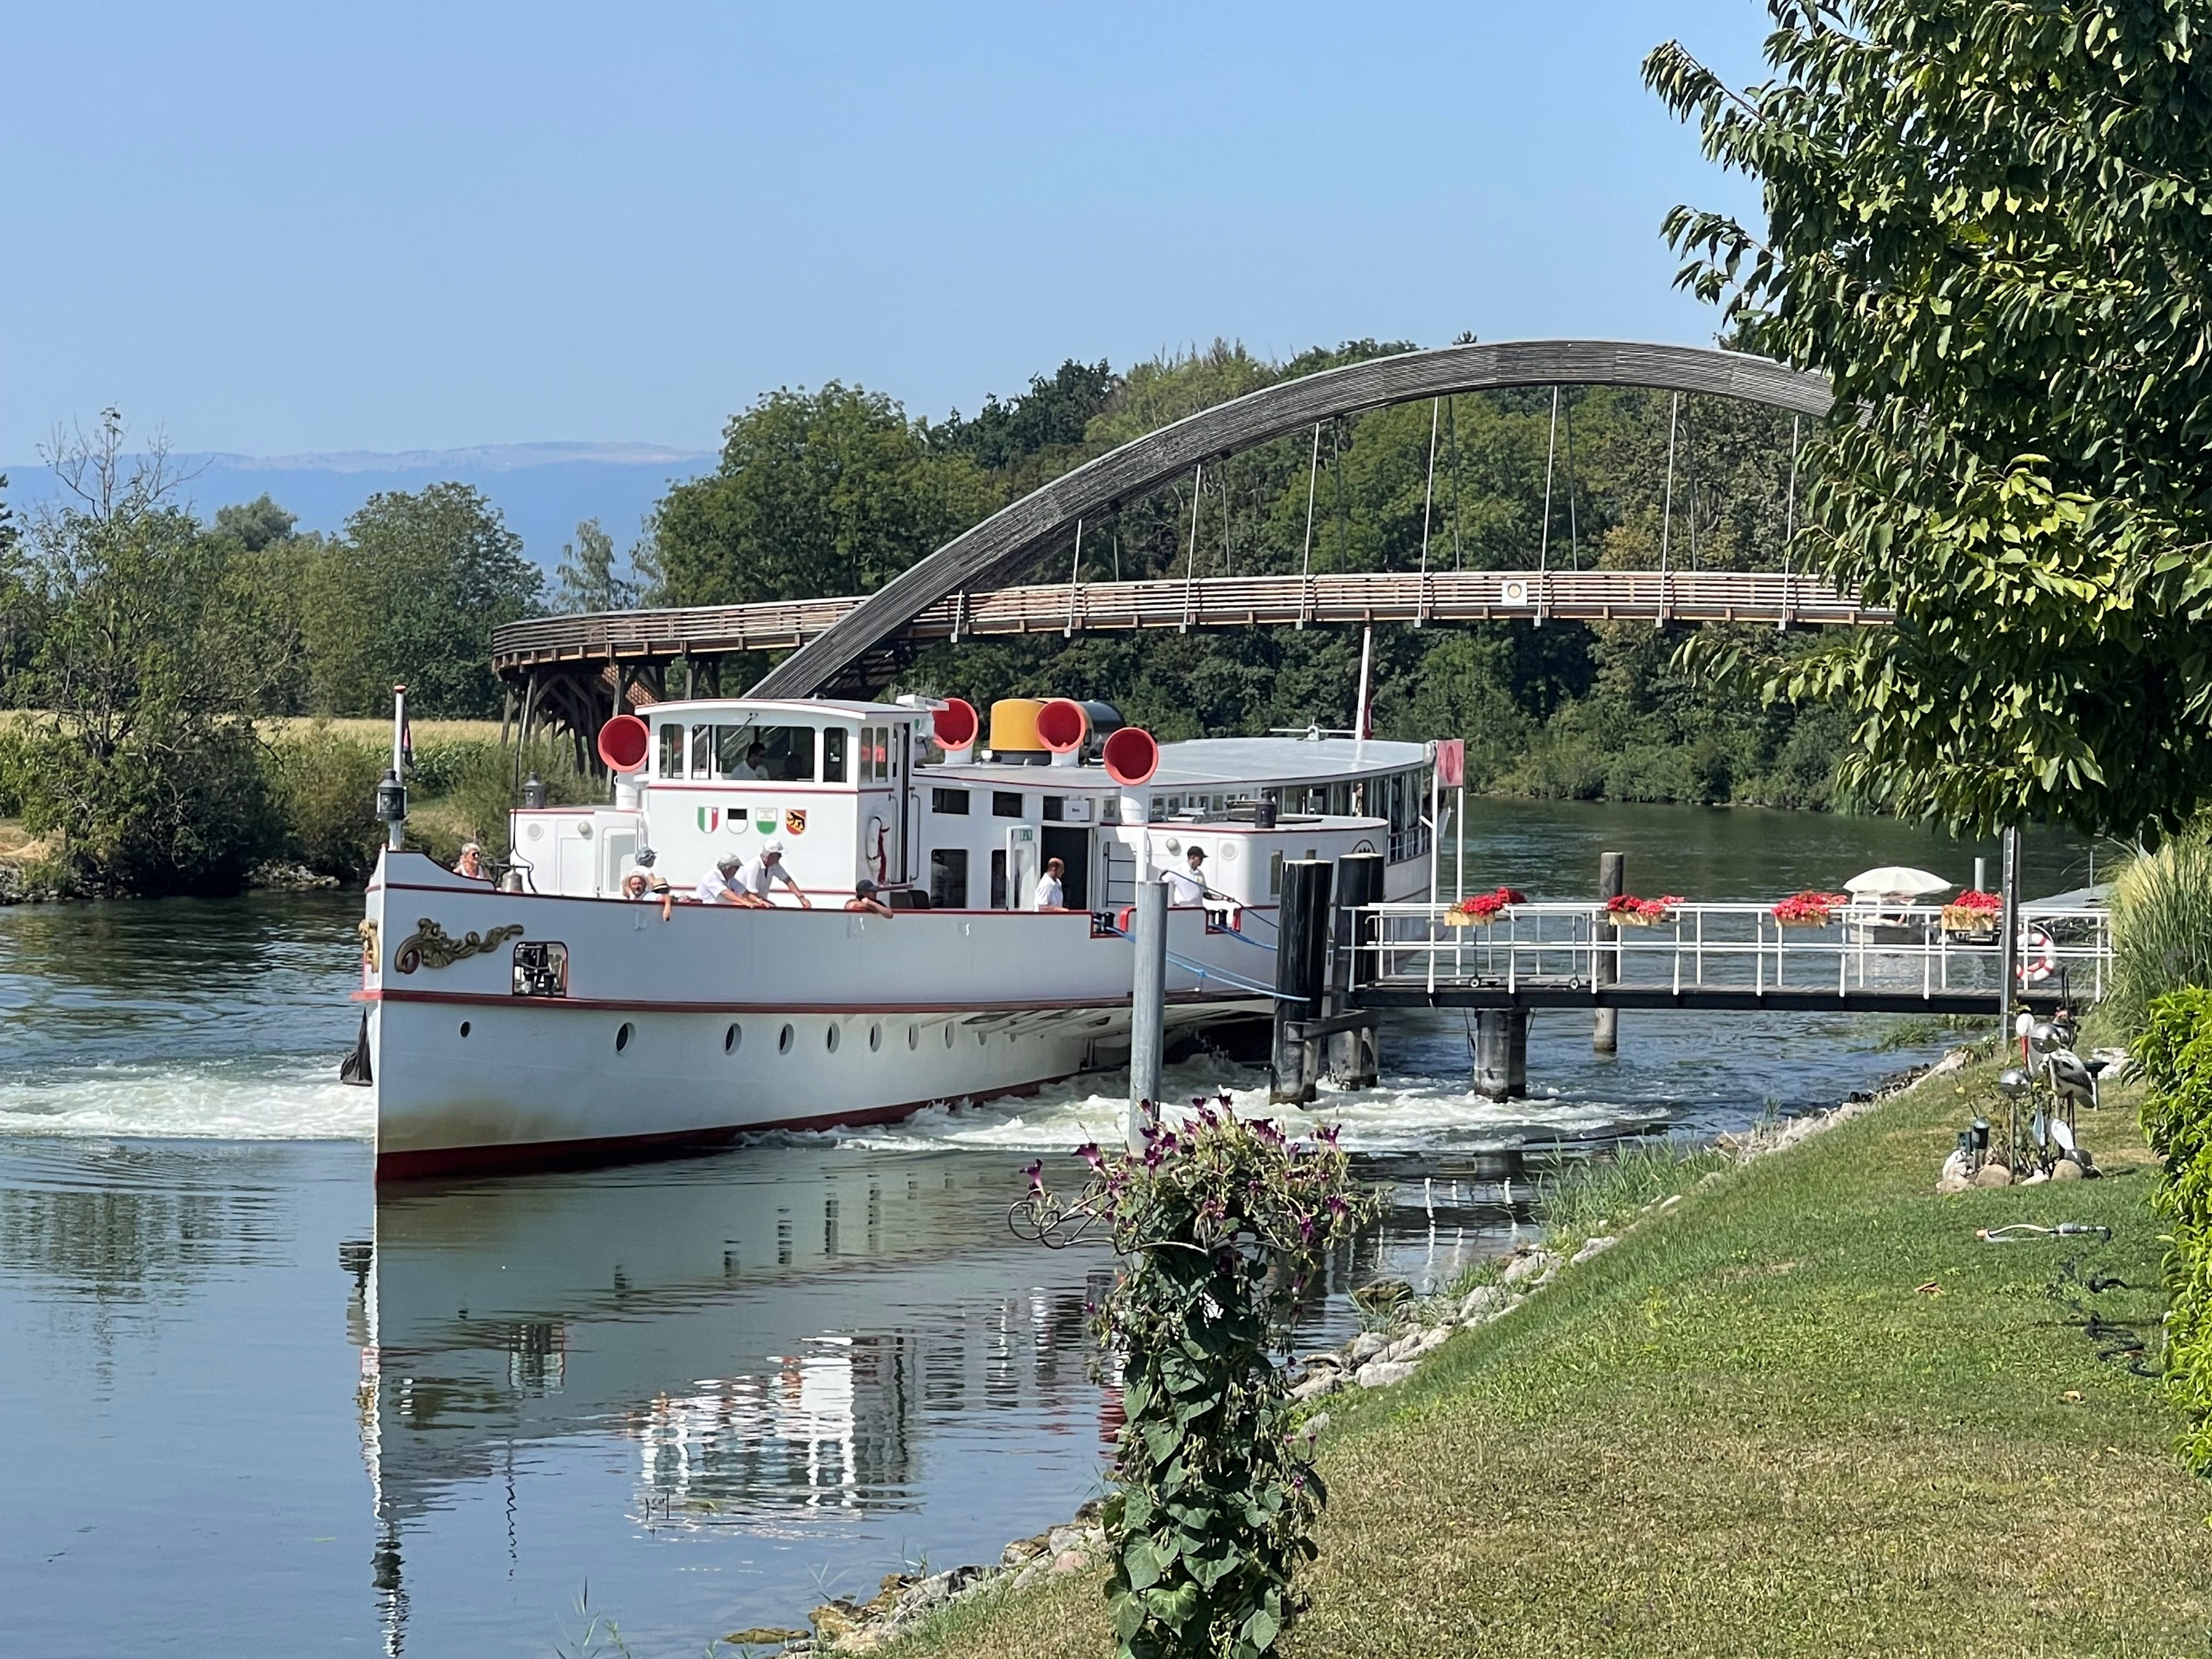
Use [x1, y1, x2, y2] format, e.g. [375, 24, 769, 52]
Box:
[1350, 901, 2112, 1003]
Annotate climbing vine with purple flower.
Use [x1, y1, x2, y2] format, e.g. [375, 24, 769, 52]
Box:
[1018, 1095, 1374, 1658]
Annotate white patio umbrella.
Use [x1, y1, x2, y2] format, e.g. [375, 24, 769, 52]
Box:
[1843, 866, 1953, 902]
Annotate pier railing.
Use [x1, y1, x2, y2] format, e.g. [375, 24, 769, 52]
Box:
[1350, 901, 2112, 1008]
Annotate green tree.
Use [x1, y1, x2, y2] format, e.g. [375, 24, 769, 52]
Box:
[1649, 2, 2212, 834]
[552, 516, 637, 613]
[9, 413, 279, 891]
[308, 483, 542, 717]
[648, 383, 997, 607]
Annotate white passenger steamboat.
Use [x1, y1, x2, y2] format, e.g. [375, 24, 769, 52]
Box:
[351, 693, 1436, 1178]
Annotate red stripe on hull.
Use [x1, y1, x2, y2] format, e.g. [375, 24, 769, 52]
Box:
[361, 986, 1254, 1014]
[373, 1076, 1062, 1183]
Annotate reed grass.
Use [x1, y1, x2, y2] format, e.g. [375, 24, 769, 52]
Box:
[2106, 827, 2212, 1037]
[1532, 1139, 1729, 1250]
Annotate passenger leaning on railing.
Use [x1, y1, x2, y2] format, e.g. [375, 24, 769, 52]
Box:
[696, 856, 770, 909]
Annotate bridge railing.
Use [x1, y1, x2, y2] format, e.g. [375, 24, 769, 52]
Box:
[1351, 901, 2112, 1005]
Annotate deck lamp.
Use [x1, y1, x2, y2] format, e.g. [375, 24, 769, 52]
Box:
[374, 769, 407, 845]
[522, 772, 548, 810]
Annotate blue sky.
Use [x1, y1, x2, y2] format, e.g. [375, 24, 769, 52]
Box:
[3, 2, 1771, 459]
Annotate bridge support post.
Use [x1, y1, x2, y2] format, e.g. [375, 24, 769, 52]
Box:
[1327, 851, 1384, 1086]
[1594, 851, 1624, 1054]
[1472, 1008, 1527, 1100]
[1128, 882, 1168, 1154]
[1272, 860, 1333, 1105]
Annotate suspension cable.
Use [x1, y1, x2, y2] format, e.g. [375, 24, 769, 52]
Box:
[1182, 464, 1204, 630]
[1446, 395, 1465, 572]
[1300, 422, 1321, 581]
[1064, 517, 1084, 636]
[1418, 397, 1440, 582]
[1564, 388, 1581, 571]
[1658, 392, 1680, 624]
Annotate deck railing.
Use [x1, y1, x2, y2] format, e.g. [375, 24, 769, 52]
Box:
[490, 569, 1886, 673]
[1350, 901, 2112, 1005]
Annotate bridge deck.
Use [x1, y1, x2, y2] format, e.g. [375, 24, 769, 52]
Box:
[492, 569, 1885, 676]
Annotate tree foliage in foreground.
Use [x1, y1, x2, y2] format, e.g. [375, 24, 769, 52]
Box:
[1651, 1, 2212, 835]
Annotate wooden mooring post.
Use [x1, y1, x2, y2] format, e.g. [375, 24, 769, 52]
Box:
[1594, 850, 1624, 1054]
[1271, 860, 1334, 1104]
[1327, 850, 1384, 1086]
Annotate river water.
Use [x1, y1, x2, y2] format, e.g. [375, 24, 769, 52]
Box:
[0, 802, 2093, 1656]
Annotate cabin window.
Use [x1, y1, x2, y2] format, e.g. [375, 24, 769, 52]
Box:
[992, 791, 1024, 819]
[1329, 782, 1352, 816]
[1042, 797, 1063, 822]
[823, 727, 848, 783]
[658, 724, 685, 779]
[932, 787, 970, 815]
[857, 725, 877, 783]
[710, 723, 817, 782]
[990, 849, 1007, 908]
[690, 723, 714, 779]
[929, 848, 969, 908]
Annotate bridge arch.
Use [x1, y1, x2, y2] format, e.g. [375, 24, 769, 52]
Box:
[747, 339, 1833, 697]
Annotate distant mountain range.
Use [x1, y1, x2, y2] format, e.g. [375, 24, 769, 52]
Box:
[1, 441, 716, 573]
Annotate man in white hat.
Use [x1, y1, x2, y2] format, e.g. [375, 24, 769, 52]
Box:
[737, 839, 812, 907]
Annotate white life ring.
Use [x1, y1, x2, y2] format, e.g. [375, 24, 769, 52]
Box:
[2018, 924, 2057, 984]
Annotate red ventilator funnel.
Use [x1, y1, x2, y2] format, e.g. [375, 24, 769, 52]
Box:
[932, 698, 979, 751]
[1102, 725, 1159, 786]
[1036, 698, 1090, 755]
[597, 713, 651, 774]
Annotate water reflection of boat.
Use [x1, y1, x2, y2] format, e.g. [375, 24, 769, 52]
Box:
[342, 1142, 1114, 1655]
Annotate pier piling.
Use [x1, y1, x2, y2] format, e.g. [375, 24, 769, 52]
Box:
[1129, 881, 1167, 1152]
[1594, 851, 1623, 1054]
[1272, 860, 1334, 1104]
[1327, 851, 1384, 1086]
[1472, 1008, 1528, 1099]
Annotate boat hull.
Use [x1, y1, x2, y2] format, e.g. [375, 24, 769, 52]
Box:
[361, 854, 1269, 1179]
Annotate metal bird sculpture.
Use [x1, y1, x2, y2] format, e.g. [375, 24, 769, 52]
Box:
[2045, 1047, 2100, 1114]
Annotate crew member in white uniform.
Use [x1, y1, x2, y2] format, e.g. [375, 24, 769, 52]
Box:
[738, 840, 812, 907]
[1032, 856, 1066, 910]
[1161, 845, 1209, 906]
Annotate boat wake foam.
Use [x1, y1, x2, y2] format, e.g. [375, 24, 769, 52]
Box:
[798, 1057, 1667, 1156]
[0, 1059, 373, 1142]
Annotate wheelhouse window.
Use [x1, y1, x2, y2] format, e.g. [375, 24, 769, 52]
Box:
[704, 722, 817, 782]
[658, 724, 685, 778]
[823, 727, 848, 783]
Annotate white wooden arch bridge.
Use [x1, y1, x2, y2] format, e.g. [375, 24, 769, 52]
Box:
[490, 339, 1857, 743]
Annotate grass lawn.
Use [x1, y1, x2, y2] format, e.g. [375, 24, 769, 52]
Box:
[873, 1060, 2211, 1658]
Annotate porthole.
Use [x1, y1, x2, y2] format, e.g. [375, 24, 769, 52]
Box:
[459, 1021, 471, 1039]
[616, 1022, 634, 1053]
[869, 1024, 883, 1052]
[779, 1024, 795, 1054]
[826, 1025, 840, 1054]
[907, 1025, 919, 1051]
[724, 1023, 741, 1054]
